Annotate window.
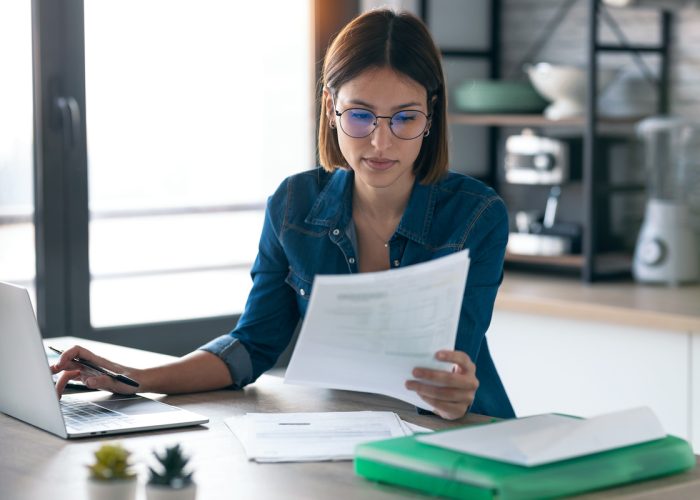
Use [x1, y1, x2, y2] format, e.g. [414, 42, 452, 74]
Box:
[83, 1, 313, 326]
[0, 2, 35, 308]
[27, 0, 315, 351]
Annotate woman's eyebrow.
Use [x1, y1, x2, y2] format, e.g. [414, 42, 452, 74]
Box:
[346, 99, 423, 111]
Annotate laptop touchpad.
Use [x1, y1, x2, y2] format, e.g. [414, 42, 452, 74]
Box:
[95, 398, 179, 415]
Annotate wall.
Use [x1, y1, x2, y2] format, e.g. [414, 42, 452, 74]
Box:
[502, 0, 700, 118]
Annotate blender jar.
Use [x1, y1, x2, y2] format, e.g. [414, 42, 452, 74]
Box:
[633, 117, 700, 284]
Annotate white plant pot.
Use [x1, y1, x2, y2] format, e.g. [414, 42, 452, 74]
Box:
[146, 482, 197, 500]
[86, 478, 137, 500]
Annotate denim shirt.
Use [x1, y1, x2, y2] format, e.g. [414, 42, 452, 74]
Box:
[200, 167, 515, 419]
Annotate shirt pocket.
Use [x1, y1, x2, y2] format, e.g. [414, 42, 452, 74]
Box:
[285, 268, 313, 301]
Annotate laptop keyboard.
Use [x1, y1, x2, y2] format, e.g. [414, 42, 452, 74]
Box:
[60, 399, 136, 431]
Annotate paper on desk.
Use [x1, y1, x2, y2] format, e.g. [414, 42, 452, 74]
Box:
[224, 411, 427, 462]
[416, 406, 667, 467]
[284, 250, 470, 412]
[401, 420, 432, 435]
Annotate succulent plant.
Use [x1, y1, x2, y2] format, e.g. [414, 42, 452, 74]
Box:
[148, 444, 194, 489]
[87, 443, 137, 481]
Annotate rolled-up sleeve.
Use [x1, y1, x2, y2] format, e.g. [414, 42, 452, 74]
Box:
[199, 335, 254, 389]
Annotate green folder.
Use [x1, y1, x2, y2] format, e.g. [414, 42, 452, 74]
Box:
[355, 430, 695, 500]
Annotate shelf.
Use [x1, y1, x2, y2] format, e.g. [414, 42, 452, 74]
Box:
[448, 113, 646, 135]
[428, 0, 671, 282]
[505, 251, 633, 274]
[505, 252, 584, 268]
[450, 113, 583, 127]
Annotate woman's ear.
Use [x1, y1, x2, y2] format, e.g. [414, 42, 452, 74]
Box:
[323, 88, 335, 125]
[424, 94, 438, 136]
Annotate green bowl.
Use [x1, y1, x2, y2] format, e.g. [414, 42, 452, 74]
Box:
[452, 80, 549, 114]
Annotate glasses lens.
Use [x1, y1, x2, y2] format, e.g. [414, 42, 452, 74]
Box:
[339, 108, 376, 138]
[390, 110, 428, 140]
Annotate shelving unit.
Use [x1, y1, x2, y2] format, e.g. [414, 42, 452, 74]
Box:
[422, 0, 673, 282]
[448, 113, 643, 135]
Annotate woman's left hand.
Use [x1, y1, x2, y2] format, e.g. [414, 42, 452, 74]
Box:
[405, 350, 479, 420]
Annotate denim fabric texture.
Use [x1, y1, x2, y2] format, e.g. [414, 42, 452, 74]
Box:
[200, 167, 515, 419]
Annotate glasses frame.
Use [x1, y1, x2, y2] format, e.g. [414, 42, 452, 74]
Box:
[332, 104, 432, 141]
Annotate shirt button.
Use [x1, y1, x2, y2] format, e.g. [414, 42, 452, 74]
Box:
[348, 257, 355, 264]
[299, 289, 305, 296]
[332, 229, 340, 236]
[393, 260, 400, 267]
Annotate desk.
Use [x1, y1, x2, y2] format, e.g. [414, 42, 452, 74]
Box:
[2, 338, 700, 500]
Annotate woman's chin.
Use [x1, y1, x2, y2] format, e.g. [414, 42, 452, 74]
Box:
[353, 165, 415, 191]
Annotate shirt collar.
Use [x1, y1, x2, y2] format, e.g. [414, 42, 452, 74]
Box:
[305, 168, 354, 228]
[305, 168, 437, 245]
[396, 179, 436, 246]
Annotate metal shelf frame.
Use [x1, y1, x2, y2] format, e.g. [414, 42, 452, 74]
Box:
[422, 0, 673, 282]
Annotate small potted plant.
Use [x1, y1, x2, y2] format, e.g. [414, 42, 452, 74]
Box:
[146, 444, 197, 500]
[86, 443, 137, 500]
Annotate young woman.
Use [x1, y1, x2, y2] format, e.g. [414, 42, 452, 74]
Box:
[52, 9, 514, 420]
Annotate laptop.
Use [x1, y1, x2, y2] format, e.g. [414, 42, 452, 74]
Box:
[0, 281, 209, 438]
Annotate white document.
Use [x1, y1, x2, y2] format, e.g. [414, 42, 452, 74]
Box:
[284, 250, 470, 411]
[224, 411, 413, 462]
[401, 420, 432, 435]
[416, 406, 667, 467]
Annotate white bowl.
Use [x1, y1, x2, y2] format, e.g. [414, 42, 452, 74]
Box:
[527, 63, 617, 120]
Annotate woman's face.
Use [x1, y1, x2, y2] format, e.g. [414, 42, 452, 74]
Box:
[325, 67, 430, 195]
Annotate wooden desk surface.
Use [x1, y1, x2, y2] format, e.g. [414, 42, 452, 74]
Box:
[2, 338, 700, 500]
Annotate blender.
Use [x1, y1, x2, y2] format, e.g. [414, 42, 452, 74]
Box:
[633, 117, 700, 284]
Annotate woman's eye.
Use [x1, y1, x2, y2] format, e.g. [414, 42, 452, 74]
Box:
[394, 112, 417, 122]
[350, 110, 373, 121]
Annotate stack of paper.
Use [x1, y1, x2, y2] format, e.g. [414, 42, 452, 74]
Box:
[224, 411, 431, 463]
[415, 406, 667, 466]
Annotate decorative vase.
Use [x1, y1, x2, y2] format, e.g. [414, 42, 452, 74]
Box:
[145, 482, 197, 500]
[86, 478, 137, 500]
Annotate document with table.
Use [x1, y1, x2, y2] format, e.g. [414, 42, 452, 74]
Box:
[224, 411, 431, 462]
[284, 250, 470, 411]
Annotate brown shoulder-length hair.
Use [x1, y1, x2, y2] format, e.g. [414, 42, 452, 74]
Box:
[318, 9, 448, 184]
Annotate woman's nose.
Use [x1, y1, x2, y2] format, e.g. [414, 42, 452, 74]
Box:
[370, 117, 393, 150]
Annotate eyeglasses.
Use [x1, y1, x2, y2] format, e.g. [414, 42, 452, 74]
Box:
[334, 107, 431, 140]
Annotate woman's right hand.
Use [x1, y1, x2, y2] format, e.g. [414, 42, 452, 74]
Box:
[50, 345, 142, 397]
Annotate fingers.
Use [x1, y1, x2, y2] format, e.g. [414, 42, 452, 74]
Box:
[410, 351, 477, 389]
[55, 370, 81, 397]
[406, 378, 477, 400]
[416, 394, 468, 421]
[436, 349, 476, 375]
[50, 344, 138, 395]
[50, 356, 82, 374]
[405, 350, 479, 420]
[51, 345, 111, 373]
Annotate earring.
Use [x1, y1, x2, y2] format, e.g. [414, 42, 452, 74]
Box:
[424, 129, 430, 137]
[330, 121, 336, 129]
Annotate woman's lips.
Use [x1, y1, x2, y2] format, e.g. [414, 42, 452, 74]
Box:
[363, 158, 397, 171]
